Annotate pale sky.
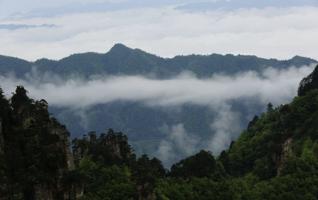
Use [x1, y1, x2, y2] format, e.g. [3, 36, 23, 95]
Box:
[0, 0, 318, 60]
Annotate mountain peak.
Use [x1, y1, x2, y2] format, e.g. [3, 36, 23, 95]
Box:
[108, 43, 133, 54]
[290, 55, 317, 65]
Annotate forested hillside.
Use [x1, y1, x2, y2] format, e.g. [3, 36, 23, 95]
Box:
[155, 66, 318, 199]
[1, 44, 316, 166]
[1, 65, 318, 199]
[0, 44, 316, 79]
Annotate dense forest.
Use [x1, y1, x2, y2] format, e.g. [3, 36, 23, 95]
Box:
[1, 65, 318, 199]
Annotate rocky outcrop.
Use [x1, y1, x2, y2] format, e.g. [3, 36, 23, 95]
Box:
[73, 129, 134, 166]
[0, 87, 76, 200]
[276, 137, 293, 176]
[298, 65, 318, 96]
[48, 120, 75, 170]
[32, 119, 76, 200]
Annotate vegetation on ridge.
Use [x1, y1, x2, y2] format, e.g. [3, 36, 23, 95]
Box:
[1, 65, 318, 199]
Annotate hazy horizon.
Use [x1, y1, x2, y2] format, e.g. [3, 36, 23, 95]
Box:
[1, 43, 317, 63]
[0, 0, 317, 60]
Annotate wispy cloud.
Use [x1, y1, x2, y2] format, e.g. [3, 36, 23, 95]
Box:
[156, 124, 199, 165]
[0, 24, 57, 30]
[177, 0, 318, 11]
[0, 6, 318, 60]
[208, 104, 242, 154]
[0, 65, 313, 165]
[156, 105, 243, 165]
[0, 65, 313, 108]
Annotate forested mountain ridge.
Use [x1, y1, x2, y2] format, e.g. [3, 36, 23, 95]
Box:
[154, 64, 318, 199]
[0, 43, 316, 78]
[2, 44, 316, 165]
[1, 65, 318, 199]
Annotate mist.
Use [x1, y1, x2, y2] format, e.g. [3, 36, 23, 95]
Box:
[0, 65, 313, 108]
[0, 65, 314, 165]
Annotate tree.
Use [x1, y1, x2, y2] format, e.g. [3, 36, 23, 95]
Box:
[11, 86, 31, 112]
[170, 150, 217, 178]
[267, 103, 274, 112]
[133, 155, 165, 199]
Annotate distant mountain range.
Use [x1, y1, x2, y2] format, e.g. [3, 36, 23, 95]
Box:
[0, 44, 317, 165]
[0, 43, 316, 79]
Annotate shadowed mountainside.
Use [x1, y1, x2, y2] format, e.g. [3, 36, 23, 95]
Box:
[0, 43, 316, 78]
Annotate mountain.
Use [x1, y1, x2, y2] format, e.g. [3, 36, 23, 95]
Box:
[0, 44, 317, 166]
[2, 65, 318, 199]
[0, 43, 316, 78]
[156, 65, 318, 199]
[0, 55, 32, 77]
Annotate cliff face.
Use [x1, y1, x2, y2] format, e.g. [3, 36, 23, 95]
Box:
[276, 137, 293, 176]
[0, 87, 75, 200]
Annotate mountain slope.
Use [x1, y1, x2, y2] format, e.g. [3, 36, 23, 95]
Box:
[217, 65, 318, 179]
[0, 43, 316, 78]
[0, 55, 32, 77]
[156, 65, 318, 200]
[0, 45, 316, 166]
[1, 66, 318, 199]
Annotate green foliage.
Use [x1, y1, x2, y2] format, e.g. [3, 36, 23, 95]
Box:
[298, 65, 318, 96]
[156, 83, 318, 199]
[132, 155, 165, 199]
[156, 178, 219, 200]
[72, 129, 135, 166]
[252, 173, 318, 200]
[170, 150, 221, 178]
[3, 65, 318, 199]
[73, 132, 166, 199]
[78, 157, 137, 200]
[0, 86, 71, 199]
[222, 91, 318, 178]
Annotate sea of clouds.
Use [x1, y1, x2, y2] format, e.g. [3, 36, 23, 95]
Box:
[0, 65, 314, 165]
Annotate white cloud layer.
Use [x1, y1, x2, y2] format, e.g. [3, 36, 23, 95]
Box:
[0, 6, 317, 60]
[0, 65, 313, 108]
[0, 65, 314, 165]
